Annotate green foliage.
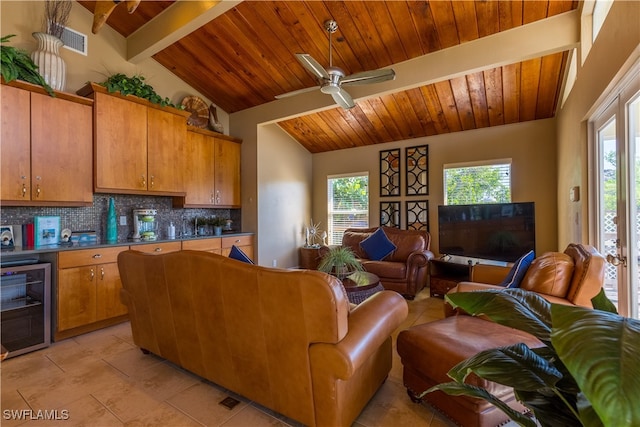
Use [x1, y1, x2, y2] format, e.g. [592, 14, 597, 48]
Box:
[1, 35, 54, 96]
[331, 176, 368, 210]
[445, 165, 510, 205]
[98, 73, 182, 109]
[317, 246, 363, 278]
[425, 289, 640, 427]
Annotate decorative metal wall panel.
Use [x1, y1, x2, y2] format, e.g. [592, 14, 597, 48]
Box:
[380, 149, 400, 197]
[406, 200, 429, 231]
[405, 145, 428, 195]
[380, 202, 400, 228]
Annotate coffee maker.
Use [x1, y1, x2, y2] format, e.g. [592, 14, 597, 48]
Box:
[132, 209, 158, 241]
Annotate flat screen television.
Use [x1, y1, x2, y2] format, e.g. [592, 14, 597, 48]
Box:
[438, 202, 535, 263]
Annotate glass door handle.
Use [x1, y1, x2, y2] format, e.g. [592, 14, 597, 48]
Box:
[606, 253, 627, 267]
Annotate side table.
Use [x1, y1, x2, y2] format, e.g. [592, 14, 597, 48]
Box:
[299, 246, 324, 270]
[428, 259, 471, 297]
[342, 271, 384, 304]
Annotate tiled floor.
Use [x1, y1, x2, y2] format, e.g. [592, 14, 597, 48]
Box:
[1, 288, 455, 427]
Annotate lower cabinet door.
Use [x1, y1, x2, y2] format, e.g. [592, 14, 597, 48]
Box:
[58, 266, 97, 331]
[95, 263, 127, 321]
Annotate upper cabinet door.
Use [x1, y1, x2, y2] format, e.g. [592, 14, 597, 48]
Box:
[147, 107, 186, 194]
[1, 85, 31, 202]
[214, 138, 241, 207]
[94, 92, 147, 192]
[30, 92, 93, 203]
[183, 131, 215, 206]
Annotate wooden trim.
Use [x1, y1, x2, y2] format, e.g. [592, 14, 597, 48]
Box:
[2, 79, 94, 106]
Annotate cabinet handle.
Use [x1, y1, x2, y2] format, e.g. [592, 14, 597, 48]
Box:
[92, 254, 102, 259]
[215, 190, 221, 204]
[235, 239, 240, 243]
[90, 268, 94, 280]
[35, 184, 41, 197]
[154, 247, 162, 252]
[150, 175, 155, 188]
[21, 183, 27, 197]
[141, 174, 146, 188]
[100, 267, 105, 280]
[210, 192, 215, 204]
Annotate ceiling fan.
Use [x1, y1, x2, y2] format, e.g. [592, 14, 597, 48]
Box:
[275, 20, 396, 109]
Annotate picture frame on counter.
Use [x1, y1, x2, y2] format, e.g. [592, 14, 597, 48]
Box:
[34, 216, 60, 247]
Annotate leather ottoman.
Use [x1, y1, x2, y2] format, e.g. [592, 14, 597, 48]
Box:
[397, 316, 543, 427]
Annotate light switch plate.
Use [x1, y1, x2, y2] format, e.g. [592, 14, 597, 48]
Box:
[570, 186, 580, 202]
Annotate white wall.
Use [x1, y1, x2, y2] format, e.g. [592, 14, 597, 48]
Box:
[313, 118, 558, 256]
[256, 124, 312, 267]
[556, 1, 640, 247]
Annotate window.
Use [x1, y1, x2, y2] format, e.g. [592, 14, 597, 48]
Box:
[327, 174, 369, 245]
[443, 160, 511, 205]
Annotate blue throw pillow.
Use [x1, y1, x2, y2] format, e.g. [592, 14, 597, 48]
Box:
[499, 250, 535, 288]
[229, 245, 254, 264]
[359, 228, 396, 261]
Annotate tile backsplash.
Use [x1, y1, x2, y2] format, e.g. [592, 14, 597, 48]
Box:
[0, 194, 240, 244]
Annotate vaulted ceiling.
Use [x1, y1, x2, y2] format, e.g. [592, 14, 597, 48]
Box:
[78, 0, 579, 153]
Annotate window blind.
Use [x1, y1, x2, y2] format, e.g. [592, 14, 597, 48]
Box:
[327, 175, 369, 245]
[444, 163, 511, 205]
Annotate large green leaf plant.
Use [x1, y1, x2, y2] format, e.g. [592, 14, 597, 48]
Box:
[1, 34, 54, 96]
[423, 288, 640, 427]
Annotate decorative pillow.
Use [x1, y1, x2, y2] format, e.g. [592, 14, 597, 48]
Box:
[498, 250, 535, 288]
[229, 245, 253, 264]
[359, 228, 396, 261]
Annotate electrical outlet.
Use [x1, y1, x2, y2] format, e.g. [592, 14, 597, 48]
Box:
[272, 259, 277, 267]
[119, 216, 127, 226]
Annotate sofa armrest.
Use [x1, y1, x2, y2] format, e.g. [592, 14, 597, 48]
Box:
[470, 264, 511, 284]
[309, 291, 408, 380]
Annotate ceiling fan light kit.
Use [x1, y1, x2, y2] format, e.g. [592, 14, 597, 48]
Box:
[276, 19, 395, 109]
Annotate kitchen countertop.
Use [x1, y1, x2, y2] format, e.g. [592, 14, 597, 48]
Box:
[0, 231, 254, 257]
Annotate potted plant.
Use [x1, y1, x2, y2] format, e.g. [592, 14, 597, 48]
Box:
[211, 217, 227, 236]
[1, 35, 54, 96]
[424, 288, 640, 427]
[98, 73, 180, 108]
[317, 246, 363, 279]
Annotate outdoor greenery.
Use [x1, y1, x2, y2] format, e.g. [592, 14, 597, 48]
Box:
[425, 289, 640, 427]
[98, 73, 181, 109]
[1, 34, 54, 96]
[328, 176, 369, 245]
[445, 164, 511, 205]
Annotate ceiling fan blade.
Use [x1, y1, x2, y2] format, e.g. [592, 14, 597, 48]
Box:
[341, 68, 396, 86]
[331, 88, 355, 109]
[275, 85, 321, 99]
[296, 53, 330, 80]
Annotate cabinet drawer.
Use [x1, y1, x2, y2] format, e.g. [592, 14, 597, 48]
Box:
[182, 238, 222, 251]
[133, 241, 182, 254]
[221, 235, 253, 248]
[59, 246, 128, 268]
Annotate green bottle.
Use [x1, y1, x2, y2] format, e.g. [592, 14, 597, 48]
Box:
[106, 197, 117, 243]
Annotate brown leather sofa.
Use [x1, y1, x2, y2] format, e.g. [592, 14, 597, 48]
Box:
[117, 249, 408, 427]
[328, 226, 434, 299]
[445, 243, 606, 316]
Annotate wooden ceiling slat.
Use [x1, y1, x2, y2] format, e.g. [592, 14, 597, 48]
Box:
[483, 67, 505, 127]
[429, 1, 460, 49]
[434, 81, 463, 133]
[366, 97, 405, 142]
[498, 0, 523, 30]
[449, 76, 476, 131]
[361, 1, 408, 65]
[519, 57, 542, 122]
[338, 108, 375, 147]
[523, 0, 550, 25]
[389, 91, 425, 138]
[384, 1, 424, 59]
[341, 107, 380, 146]
[317, 110, 362, 149]
[536, 52, 567, 119]
[502, 63, 521, 124]
[357, 100, 396, 143]
[405, 88, 438, 137]
[451, 0, 480, 43]
[420, 85, 450, 134]
[474, 0, 500, 38]
[466, 72, 490, 129]
[406, 1, 442, 54]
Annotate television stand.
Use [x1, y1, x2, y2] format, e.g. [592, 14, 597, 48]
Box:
[428, 259, 471, 298]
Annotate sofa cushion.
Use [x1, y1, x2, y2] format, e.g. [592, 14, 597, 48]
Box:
[229, 245, 254, 264]
[360, 228, 396, 261]
[361, 260, 407, 280]
[498, 250, 535, 288]
[520, 252, 574, 297]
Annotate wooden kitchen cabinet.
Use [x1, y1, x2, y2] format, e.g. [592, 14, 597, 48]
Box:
[133, 241, 182, 254]
[177, 127, 242, 208]
[182, 238, 222, 253]
[56, 246, 128, 340]
[1, 81, 93, 206]
[78, 83, 188, 196]
[221, 235, 254, 261]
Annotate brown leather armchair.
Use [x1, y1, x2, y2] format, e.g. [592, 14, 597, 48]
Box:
[118, 249, 408, 427]
[445, 243, 606, 316]
[330, 226, 434, 299]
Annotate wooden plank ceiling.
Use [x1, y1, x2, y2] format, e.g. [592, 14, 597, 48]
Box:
[78, 0, 578, 153]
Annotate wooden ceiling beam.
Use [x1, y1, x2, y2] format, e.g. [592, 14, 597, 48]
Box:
[126, 0, 242, 63]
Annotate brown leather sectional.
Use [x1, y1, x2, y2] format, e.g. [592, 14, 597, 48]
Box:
[335, 226, 435, 299]
[117, 249, 409, 427]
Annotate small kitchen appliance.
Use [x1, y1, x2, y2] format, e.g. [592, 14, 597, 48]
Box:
[132, 209, 158, 241]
